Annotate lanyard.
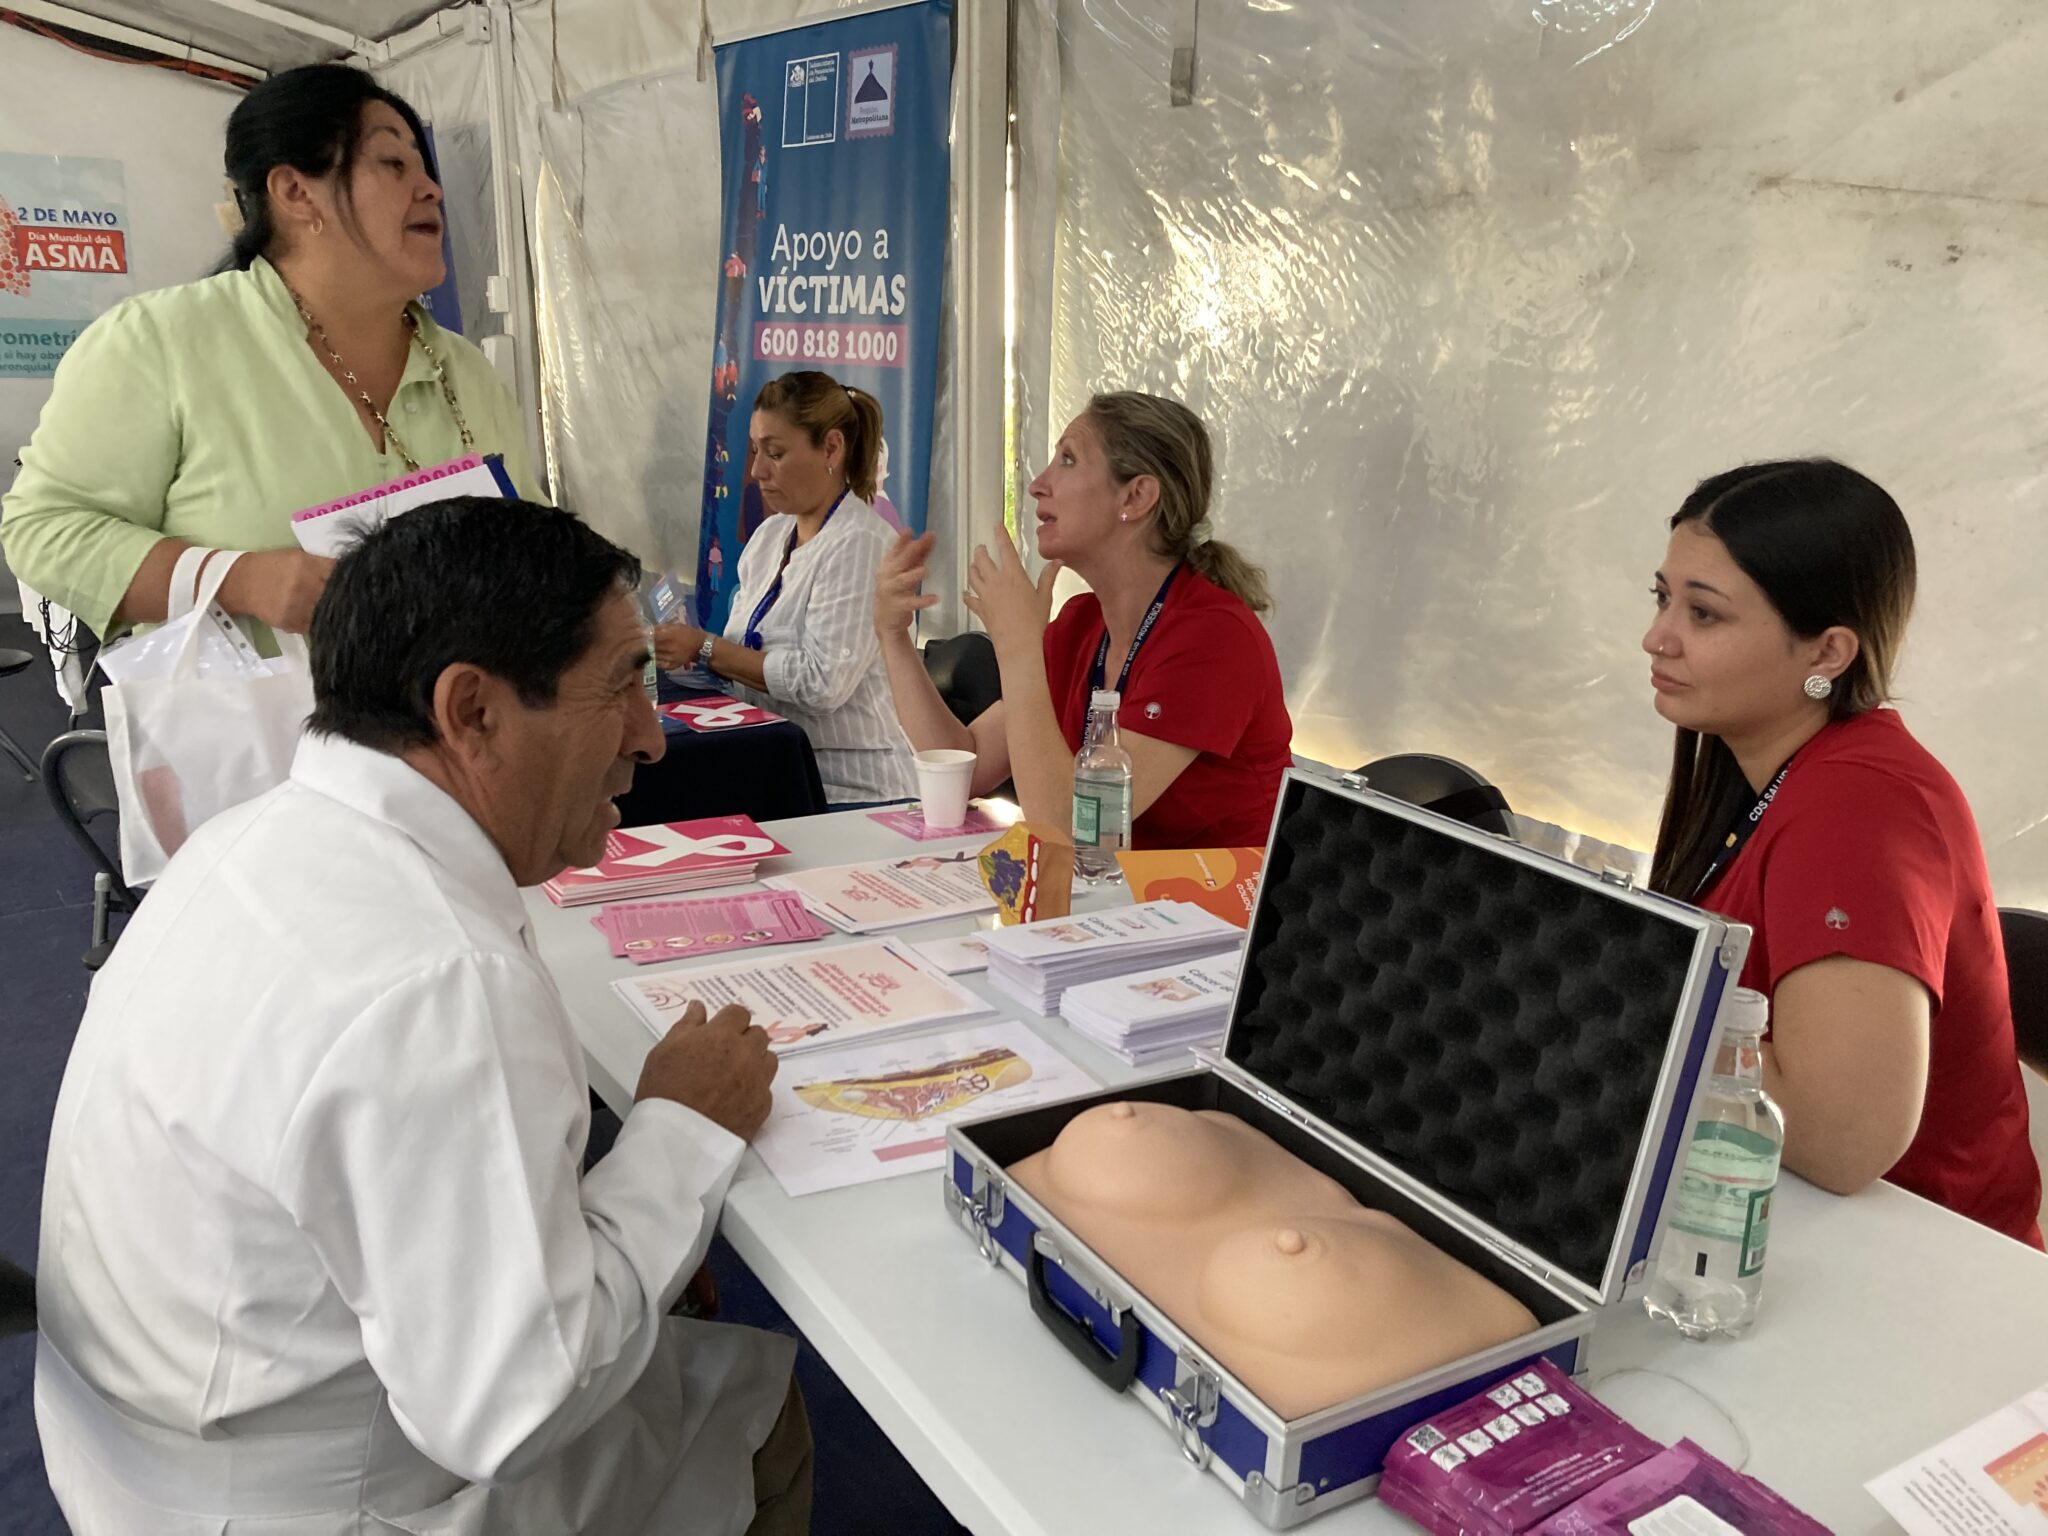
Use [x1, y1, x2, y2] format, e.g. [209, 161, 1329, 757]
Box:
[1692, 753, 1799, 900]
[744, 491, 847, 650]
[1089, 562, 1183, 698]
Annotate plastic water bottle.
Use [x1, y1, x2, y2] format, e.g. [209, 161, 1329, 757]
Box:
[642, 625, 661, 702]
[1072, 689, 1133, 884]
[1644, 988, 1784, 1339]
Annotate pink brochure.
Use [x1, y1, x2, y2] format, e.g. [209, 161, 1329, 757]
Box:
[289, 454, 514, 557]
[658, 697, 785, 732]
[867, 805, 1006, 841]
[592, 890, 831, 963]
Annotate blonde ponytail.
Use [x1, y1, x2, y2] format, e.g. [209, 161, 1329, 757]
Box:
[1184, 538, 1271, 613]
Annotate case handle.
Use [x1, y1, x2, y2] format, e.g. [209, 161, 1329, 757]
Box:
[1028, 1233, 1140, 1393]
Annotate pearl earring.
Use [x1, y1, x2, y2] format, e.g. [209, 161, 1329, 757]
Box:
[1803, 674, 1833, 701]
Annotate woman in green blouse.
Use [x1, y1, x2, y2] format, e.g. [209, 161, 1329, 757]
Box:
[0, 64, 536, 643]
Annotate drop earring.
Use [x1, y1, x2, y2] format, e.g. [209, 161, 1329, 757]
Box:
[1803, 674, 1833, 701]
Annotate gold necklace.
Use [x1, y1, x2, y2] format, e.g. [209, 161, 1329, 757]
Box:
[285, 281, 475, 471]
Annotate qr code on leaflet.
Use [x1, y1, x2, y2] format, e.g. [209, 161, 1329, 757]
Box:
[1406, 1425, 1446, 1453]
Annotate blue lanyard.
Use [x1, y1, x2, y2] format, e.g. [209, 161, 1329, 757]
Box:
[744, 491, 848, 650]
[1088, 562, 1183, 698]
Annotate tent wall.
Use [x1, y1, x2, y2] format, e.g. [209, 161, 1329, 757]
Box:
[1013, 0, 2048, 903]
[0, 26, 241, 604]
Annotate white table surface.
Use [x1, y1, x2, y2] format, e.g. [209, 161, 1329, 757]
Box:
[527, 808, 2048, 1536]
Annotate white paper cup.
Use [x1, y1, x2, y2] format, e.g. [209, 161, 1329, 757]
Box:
[915, 749, 977, 830]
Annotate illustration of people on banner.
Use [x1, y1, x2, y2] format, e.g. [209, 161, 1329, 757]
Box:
[695, 0, 953, 632]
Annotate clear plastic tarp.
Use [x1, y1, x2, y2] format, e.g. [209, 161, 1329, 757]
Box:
[1013, 0, 2048, 901]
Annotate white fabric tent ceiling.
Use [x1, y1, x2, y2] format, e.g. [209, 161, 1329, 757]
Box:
[48, 0, 460, 69]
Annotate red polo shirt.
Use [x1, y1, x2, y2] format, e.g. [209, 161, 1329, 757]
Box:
[1700, 708, 2042, 1247]
[1042, 569, 1294, 850]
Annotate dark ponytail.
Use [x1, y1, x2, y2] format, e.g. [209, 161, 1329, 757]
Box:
[220, 64, 436, 272]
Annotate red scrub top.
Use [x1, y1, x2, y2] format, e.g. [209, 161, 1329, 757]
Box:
[1042, 568, 1294, 850]
[1700, 708, 2042, 1248]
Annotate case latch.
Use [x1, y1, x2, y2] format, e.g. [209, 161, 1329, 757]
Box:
[953, 1163, 1005, 1266]
[1598, 862, 1636, 890]
[1158, 1349, 1220, 1468]
[1244, 1471, 1319, 1525]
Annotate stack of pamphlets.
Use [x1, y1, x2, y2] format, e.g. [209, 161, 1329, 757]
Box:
[982, 901, 1242, 1014]
[1059, 952, 1243, 1064]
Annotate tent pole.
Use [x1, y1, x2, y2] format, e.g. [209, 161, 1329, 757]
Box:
[476, 0, 544, 492]
[198, 0, 387, 61]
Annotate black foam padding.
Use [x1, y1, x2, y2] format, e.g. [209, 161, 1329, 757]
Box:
[1226, 778, 1704, 1289]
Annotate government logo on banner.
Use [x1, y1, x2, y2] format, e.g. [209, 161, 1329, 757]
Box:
[848, 46, 898, 139]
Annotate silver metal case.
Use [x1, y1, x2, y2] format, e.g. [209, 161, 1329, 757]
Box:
[944, 769, 1749, 1526]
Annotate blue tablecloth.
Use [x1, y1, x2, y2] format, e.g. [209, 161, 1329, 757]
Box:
[613, 679, 828, 827]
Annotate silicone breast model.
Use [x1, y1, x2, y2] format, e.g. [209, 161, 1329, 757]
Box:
[1007, 1101, 1538, 1420]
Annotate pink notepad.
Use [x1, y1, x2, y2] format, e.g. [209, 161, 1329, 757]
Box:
[592, 890, 832, 963]
[867, 805, 1006, 841]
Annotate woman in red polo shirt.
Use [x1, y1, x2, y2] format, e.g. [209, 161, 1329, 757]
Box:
[1644, 458, 2040, 1247]
[873, 391, 1293, 850]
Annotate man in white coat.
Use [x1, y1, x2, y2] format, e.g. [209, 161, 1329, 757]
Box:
[35, 497, 809, 1533]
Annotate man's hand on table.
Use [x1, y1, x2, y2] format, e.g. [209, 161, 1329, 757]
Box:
[635, 999, 777, 1141]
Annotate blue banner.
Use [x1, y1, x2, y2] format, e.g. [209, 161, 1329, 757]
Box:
[694, 0, 953, 631]
[417, 126, 462, 334]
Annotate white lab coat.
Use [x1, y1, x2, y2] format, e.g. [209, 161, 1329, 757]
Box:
[35, 732, 794, 1534]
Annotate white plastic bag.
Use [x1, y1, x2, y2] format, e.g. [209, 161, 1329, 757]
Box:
[102, 552, 315, 886]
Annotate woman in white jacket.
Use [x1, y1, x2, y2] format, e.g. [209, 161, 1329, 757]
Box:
[656, 371, 916, 805]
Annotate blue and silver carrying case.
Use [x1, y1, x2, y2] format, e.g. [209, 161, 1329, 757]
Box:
[943, 769, 1750, 1527]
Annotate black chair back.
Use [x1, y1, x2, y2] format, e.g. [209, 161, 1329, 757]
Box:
[921, 632, 1001, 726]
[0, 1254, 33, 1338]
[1354, 753, 1516, 838]
[2001, 907, 2048, 1075]
[41, 729, 138, 912]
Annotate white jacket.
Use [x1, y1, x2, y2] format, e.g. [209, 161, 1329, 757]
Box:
[35, 731, 792, 1533]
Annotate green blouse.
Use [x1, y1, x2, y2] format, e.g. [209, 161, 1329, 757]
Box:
[1, 256, 539, 639]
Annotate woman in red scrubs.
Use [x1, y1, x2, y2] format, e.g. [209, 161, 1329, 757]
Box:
[874, 391, 1293, 850]
[1644, 458, 2041, 1246]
